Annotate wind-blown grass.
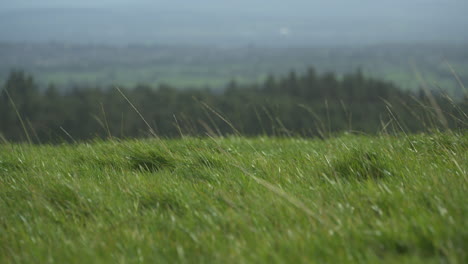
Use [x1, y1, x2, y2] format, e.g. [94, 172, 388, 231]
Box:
[0, 132, 466, 263]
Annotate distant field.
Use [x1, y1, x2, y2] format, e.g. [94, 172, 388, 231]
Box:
[1, 43, 467, 95]
[1, 133, 466, 263]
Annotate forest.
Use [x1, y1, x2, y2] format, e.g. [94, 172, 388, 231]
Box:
[1, 68, 466, 143]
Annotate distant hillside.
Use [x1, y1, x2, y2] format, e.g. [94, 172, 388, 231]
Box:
[0, 43, 467, 95]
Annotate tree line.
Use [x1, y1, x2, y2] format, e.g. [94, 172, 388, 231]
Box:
[0, 68, 466, 143]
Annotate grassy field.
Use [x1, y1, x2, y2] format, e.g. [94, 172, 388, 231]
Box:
[0, 132, 467, 263]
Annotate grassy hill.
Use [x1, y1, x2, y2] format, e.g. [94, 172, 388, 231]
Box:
[1, 132, 466, 263]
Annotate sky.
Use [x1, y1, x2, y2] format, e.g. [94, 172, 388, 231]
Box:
[4, 0, 467, 18]
[3, 0, 466, 8]
[1, 0, 467, 45]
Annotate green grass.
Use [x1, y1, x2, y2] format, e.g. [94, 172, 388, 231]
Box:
[0, 132, 467, 263]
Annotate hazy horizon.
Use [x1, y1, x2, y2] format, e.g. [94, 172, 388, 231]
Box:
[1, 0, 467, 46]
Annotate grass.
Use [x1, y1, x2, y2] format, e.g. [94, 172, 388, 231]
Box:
[0, 132, 467, 263]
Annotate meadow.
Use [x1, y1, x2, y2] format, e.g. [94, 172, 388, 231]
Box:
[1, 132, 466, 263]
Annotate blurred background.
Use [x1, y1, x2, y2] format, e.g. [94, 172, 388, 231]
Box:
[1, 0, 467, 90]
[0, 0, 467, 142]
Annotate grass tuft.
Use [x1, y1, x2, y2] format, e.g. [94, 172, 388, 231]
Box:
[0, 159, 24, 173]
[195, 155, 224, 169]
[127, 149, 175, 172]
[44, 183, 94, 219]
[409, 132, 468, 154]
[331, 149, 393, 180]
[374, 229, 446, 260]
[137, 192, 184, 214]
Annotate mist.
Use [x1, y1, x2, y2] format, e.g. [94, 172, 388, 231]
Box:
[1, 0, 467, 46]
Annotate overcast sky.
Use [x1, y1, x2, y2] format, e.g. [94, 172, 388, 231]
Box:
[1, 0, 467, 45]
[4, 0, 467, 10]
[3, 0, 467, 19]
